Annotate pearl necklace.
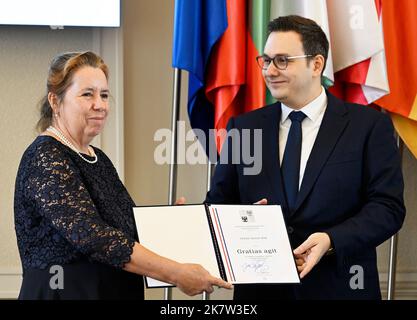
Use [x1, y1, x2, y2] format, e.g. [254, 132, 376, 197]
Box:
[46, 126, 98, 164]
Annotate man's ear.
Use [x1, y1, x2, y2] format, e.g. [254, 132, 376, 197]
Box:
[312, 55, 325, 77]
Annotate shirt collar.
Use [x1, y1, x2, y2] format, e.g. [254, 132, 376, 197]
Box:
[281, 86, 327, 124]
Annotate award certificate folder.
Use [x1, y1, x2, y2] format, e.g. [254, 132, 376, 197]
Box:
[133, 204, 300, 288]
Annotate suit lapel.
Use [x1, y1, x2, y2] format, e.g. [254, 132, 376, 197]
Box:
[293, 93, 349, 214]
[259, 103, 289, 213]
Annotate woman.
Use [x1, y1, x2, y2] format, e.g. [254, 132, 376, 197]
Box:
[14, 51, 232, 299]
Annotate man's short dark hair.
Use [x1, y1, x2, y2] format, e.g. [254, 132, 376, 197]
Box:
[268, 15, 329, 74]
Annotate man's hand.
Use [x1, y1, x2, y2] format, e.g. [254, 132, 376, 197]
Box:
[254, 198, 267, 205]
[175, 197, 186, 205]
[293, 232, 332, 279]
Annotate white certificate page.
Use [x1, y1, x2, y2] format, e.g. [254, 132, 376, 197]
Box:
[133, 205, 220, 288]
[208, 204, 300, 284]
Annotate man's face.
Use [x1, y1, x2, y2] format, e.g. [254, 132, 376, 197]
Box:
[262, 31, 317, 108]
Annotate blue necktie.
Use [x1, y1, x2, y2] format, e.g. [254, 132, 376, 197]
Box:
[281, 111, 307, 212]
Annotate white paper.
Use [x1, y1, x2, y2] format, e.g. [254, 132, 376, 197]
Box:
[208, 204, 300, 284]
[133, 204, 300, 287]
[133, 205, 220, 287]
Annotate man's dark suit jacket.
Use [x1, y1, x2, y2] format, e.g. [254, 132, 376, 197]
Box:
[206, 91, 405, 300]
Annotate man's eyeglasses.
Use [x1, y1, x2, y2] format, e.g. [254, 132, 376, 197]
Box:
[256, 54, 313, 70]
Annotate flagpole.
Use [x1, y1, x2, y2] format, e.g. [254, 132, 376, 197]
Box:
[387, 134, 403, 300]
[166, 67, 182, 300]
[387, 233, 399, 300]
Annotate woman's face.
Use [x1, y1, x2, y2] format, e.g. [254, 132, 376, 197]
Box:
[57, 66, 109, 142]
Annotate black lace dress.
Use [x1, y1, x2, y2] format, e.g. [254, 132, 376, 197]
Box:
[14, 136, 144, 299]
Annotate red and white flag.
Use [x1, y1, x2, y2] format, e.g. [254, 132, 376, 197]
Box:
[271, 0, 388, 104]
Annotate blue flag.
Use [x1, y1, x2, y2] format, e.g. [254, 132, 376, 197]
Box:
[172, 0, 228, 152]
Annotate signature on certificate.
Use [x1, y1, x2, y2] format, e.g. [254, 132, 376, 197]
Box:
[242, 260, 269, 273]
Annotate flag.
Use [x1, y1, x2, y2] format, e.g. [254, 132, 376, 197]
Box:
[326, 0, 389, 105]
[174, 0, 416, 156]
[205, 0, 270, 149]
[376, 0, 417, 158]
[271, 0, 388, 105]
[172, 0, 270, 153]
[172, 0, 228, 152]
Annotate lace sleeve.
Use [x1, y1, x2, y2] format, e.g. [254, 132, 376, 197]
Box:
[26, 144, 135, 269]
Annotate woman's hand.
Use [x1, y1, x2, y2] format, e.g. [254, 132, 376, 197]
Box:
[173, 263, 233, 296]
[125, 243, 232, 296]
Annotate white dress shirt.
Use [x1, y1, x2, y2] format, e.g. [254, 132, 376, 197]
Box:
[279, 87, 328, 190]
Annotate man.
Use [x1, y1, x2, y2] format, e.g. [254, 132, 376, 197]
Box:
[206, 15, 405, 300]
